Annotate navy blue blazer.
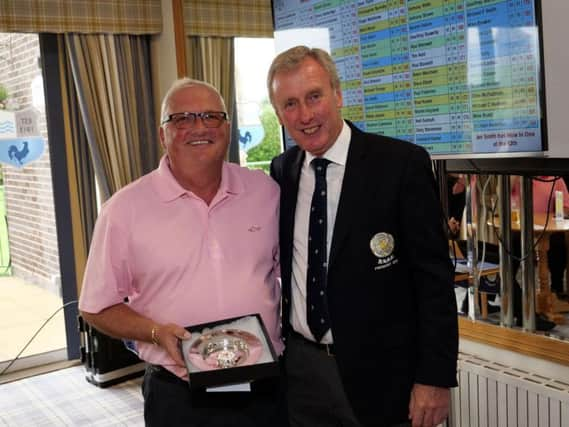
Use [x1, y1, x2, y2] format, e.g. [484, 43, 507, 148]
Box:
[270, 122, 458, 426]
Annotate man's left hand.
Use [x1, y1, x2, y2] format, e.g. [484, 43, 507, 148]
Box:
[408, 383, 450, 427]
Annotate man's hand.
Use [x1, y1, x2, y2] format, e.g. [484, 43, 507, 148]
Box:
[448, 217, 460, 237]
[408, 383, 450, 427]
[152, 323, 191, 367]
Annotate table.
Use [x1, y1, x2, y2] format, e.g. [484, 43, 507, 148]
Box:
[490, 213, 569, 323]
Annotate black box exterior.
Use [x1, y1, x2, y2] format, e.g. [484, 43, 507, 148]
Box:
[79, 315, 145, 387]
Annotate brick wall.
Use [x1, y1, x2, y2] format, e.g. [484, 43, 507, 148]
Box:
[0, 33, 61, 295]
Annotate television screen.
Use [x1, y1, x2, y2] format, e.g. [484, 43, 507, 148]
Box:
[272, 0, 545, 158]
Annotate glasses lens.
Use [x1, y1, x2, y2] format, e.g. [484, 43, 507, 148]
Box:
[172, 113, 195, 129]
[202, 112, 226, 128]
[168, 112, 226, 129]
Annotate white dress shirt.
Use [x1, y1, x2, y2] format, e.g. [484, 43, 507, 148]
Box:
[290, 121, 351, 343]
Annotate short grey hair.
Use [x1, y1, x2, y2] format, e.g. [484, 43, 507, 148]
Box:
[160, 78, 227, 122]
[267, 46, 341, 106]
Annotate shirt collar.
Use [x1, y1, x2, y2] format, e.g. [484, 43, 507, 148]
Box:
[153, 155, 243, 203]
[304, 120, 351, 167]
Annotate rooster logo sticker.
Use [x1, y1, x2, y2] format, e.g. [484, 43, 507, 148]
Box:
[8, 141, 29, 165]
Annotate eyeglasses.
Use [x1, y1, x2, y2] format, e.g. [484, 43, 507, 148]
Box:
[161, 111, 228, 129]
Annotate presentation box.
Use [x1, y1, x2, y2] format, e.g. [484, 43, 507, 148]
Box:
[180, 313, 278, 389]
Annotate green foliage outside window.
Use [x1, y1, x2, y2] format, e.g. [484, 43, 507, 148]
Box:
[0, 84, 7, 109]
[245, 100, 282, 173]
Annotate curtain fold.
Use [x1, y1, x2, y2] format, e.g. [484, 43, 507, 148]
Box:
[66, 33, 158, 201]
[52, 35, 98, 290]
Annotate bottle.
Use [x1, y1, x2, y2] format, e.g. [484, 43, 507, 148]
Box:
[555, 190, 564, 221]
[511, 199, 520, 224]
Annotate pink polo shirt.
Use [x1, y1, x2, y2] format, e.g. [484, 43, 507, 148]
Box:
[79, 156, 283, 376]
[511, 176, 569, 214]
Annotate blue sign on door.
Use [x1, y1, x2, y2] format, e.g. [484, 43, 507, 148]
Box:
[0, 137, 45, 168]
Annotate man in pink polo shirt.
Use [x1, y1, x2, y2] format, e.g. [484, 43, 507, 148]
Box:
[511, 176, 569, 296]
[79, 78, 286, 426]
[510, 176, 569, 330]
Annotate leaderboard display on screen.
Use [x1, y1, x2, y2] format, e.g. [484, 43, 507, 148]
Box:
[272, 0, 545, 157]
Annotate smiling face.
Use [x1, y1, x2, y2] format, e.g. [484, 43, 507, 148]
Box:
[159, 84, 230, 185]
[270, 57, 343, 157]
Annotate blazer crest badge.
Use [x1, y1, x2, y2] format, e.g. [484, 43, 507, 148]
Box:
[370, 232, 398, 270]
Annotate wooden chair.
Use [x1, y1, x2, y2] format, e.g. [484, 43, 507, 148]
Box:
[450, 240, 500, 319]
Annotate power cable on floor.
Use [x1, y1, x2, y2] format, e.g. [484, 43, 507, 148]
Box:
[0, 299, 78, 376]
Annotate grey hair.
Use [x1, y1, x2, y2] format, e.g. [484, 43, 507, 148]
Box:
[267, 46, 341, 106]
[160, 78, 227, 123]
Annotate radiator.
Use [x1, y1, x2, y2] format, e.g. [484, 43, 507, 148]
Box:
[447, 353, 569, 427]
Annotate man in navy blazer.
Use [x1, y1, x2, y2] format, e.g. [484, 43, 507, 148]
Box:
[268, 46, 458, 427]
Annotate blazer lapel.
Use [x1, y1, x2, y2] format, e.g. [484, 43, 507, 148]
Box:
[282, 148, 304, 260]
[329, 129, 369, 269]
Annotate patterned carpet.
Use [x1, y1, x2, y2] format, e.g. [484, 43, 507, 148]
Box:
[0, 365, 144, 426]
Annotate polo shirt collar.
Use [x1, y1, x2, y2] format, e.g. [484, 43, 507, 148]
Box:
[154, 155, 243, 203]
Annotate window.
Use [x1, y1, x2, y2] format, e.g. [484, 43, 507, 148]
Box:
[234, 38, 283, 172]
[0, 33, 69, 373]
